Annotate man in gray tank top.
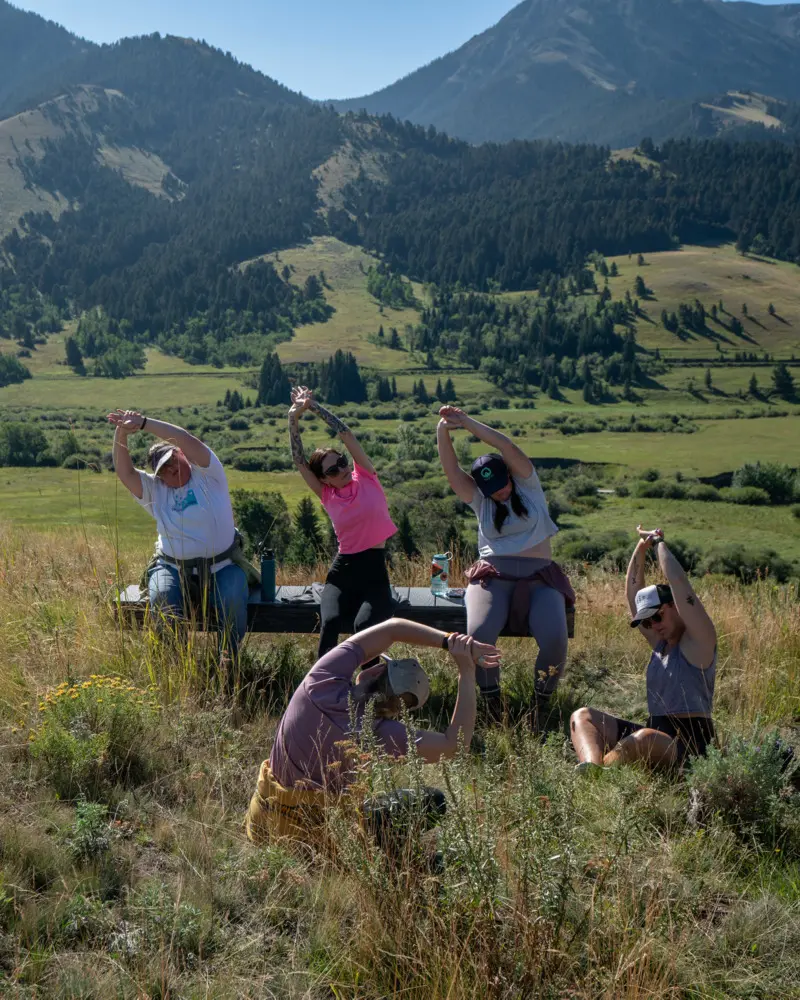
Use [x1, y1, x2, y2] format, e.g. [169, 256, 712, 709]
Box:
[570, 527, 718, 772]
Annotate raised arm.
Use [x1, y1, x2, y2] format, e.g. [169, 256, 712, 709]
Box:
[415, 635, 477, 764]
[437, 418, 476, 503]
[288, 389, 324, 498]
[350, 620, 499, 764]
[108, 409, 210, 468]
[626, 532, 657, 649]
[109, 412, 144, 499]
[656, 536, 716, 666]
[440, 406, 533, 481]
[309, 397, 375, 475]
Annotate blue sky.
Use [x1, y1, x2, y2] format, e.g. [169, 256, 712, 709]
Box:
[18, 0, 789, 100]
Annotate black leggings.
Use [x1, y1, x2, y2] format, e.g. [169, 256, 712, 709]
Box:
[318, 549, 395, 658]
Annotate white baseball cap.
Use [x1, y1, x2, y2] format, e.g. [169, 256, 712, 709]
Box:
[380, 654, 431, 709]
[630, 584, 674, 627]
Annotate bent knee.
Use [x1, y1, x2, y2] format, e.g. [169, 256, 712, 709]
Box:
[570, 706, 594, 730]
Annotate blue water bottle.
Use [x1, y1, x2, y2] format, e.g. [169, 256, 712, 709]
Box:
[260, 549, 276, 603]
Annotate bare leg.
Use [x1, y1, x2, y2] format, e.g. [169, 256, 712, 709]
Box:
[604, 728, 679, 768]
[570, 707, 621, 765]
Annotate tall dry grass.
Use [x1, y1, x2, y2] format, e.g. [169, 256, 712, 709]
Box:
[0, 524, 799, 999]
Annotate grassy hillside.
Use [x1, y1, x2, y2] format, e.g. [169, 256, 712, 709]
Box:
[608, 244, 800, 360]
[0, 87, 178, 239]
[0, 528, 798, 997]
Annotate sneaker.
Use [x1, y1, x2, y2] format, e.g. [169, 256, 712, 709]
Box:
[574, 761, 608, 776]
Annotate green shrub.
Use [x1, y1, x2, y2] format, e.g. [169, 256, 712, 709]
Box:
[563, 474, 597, 500]
[228, 417, 250, 431]
[732, 461, 797, 505]
[791, 504, 800, 520]
[61, 453, 101, 472]
[687, 735, 799, 849]
[701, 545, 795, 584]
[642, 467, 660, 482]
[719, 486, 771, 506]
[230, 489, 292, 559]
[28, 676, 161, 800]
[554, 530, 630, 569]
[687, 484, 721, 502]
[58, 893, 114, 947]
[635, 480, 686, 499]
[68, 802, 111, 862]
[135, 882, 213, 960]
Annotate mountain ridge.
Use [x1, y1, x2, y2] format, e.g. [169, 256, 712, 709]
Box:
[334, 0, 800, 145]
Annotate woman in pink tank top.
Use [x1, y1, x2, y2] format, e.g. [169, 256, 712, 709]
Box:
[288, 386, 397, 657]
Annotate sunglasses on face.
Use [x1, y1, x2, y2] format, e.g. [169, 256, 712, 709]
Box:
[641, 604, 672, 628]
[322, 455, 349, 477]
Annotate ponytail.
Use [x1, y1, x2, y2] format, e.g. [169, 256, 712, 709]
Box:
[492, 480, 528, 533]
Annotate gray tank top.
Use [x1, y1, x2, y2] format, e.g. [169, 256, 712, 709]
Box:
[646, 641, 716, 716]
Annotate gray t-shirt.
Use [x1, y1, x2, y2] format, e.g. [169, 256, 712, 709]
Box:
[269, 641, 415, 792]
[468, 467, 558, 558]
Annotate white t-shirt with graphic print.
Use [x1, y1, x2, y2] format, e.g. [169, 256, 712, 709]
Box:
[135, 449, 235, 568]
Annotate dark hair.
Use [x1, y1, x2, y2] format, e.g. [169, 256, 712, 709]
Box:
[493, 479, 528, 533]
[308, 447, 342, 481]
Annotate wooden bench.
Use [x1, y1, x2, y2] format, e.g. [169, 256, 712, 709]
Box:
[115, 585, 574, 638]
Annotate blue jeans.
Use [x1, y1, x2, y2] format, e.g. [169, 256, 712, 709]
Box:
[147, 559, 249, 658]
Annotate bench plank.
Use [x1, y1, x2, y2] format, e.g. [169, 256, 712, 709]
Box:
[115, 584, 470, 633]
[114, 584, 573, 638]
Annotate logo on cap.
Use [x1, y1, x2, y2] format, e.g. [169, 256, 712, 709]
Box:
[481, 468, 493, 479]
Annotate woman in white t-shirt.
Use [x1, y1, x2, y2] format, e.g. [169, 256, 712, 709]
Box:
[108, 409, 249, 665]
[437, 406, 574, 723]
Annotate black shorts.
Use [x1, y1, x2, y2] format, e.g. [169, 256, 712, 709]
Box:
[613, 714, 715, 763]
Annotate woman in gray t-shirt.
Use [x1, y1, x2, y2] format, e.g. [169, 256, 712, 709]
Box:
[437, 406, 573, 723]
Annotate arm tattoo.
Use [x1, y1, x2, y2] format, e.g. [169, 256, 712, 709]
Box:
[289, 416, 307, 467]
[310, 401, 350, 436]
[686, 595, 696, 606]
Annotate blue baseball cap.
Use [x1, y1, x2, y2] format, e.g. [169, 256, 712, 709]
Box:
[471, 454, 509, 498]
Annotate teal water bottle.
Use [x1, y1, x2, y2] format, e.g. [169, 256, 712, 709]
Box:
[430, 552, 450, 596]
[260, 549, 276, 603]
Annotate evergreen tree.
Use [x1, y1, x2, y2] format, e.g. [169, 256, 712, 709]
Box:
[287, 496, 324, 567]
[704, 368, 713, 390]
[435, 378, 444, 401]
[609, 262, 619, 277]
[748, 373, 759, 396]
[64, 335, 85, 374]
[256, 352, 290, 407]
[396, 510, 418, 557]
[772, 361, 795, 400]
[319, 350, 367, 404]
[443, 377, 456, 402]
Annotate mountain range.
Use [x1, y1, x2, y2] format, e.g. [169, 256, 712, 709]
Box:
[0, 0, 798, 375]
[336, 0, 800, 145]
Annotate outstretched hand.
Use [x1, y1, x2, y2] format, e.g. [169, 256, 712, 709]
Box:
[447, 633, 501, 672]
[439, 405, 468, 429]
[637, 525, 664, 548]
[107, 409, 145, 434]
[289, 385, 314, 415]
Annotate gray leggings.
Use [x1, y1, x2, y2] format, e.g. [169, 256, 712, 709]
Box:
[466, 556, 569, 698]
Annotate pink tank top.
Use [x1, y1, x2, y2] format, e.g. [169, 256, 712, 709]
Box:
[321, 463, 397, 555]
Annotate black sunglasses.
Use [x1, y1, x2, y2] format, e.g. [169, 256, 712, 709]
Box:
[322, 455, 348, 477]
[641, 603, 673, 628]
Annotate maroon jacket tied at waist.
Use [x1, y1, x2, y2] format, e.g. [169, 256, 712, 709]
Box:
[465, 559, 576, 636]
